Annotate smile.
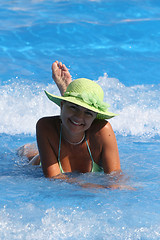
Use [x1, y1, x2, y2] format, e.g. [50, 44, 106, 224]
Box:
[70, 119, 83, 126]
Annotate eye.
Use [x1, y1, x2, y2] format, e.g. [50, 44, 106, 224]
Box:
[69, 105, 78, 111]
[85, 111, 93, 117]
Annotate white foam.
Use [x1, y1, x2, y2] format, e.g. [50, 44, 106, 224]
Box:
[0, 80, 60, 135]
[98, 74, 160, 137]
[0, 205, 160, 239]
[0, 75, 160, 137]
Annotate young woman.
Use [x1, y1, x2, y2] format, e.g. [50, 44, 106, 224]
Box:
[19, 61, 121, 186]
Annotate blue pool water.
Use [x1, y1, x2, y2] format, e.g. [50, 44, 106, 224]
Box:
[0, 0, 160, 239]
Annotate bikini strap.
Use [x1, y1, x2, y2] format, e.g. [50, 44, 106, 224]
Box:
[58, 124, 64, 173]
[85, 137, 94, 163]
[85, 137, 103, 172]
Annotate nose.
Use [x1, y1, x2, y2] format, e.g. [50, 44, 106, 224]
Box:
[73, 110, 85, 121]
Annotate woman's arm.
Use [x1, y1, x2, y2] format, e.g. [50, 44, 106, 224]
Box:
[53, 174, 134, 190]
[36, 118, 61, 177]
[101, 122, 121, 174]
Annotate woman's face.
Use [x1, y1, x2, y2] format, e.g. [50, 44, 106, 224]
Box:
[60, 101, 97, 134]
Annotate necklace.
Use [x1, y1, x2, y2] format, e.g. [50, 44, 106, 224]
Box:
[63, 134, 85, 145]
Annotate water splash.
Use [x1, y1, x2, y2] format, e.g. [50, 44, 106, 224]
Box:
[0, 75, 159, 137]
[98, 74, 160, 137]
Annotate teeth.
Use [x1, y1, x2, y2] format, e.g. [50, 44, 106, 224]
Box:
[71, 120, 80, 125]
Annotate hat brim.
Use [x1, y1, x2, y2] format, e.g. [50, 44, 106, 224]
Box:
[45, 90, 118, 119]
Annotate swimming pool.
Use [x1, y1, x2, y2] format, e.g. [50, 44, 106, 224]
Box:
[0, 0, 160, 239]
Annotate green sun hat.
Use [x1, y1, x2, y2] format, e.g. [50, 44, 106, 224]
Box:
[45, 78, 117, 119]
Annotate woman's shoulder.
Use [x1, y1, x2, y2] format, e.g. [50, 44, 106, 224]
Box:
[36, 116, 61, 131]
[89, 119, 115, 141]
[90, 119, 112, 132]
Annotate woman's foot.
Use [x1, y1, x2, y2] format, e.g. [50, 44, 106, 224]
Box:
[52, 61, 72, 96]
[17, 143, 38, 161]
